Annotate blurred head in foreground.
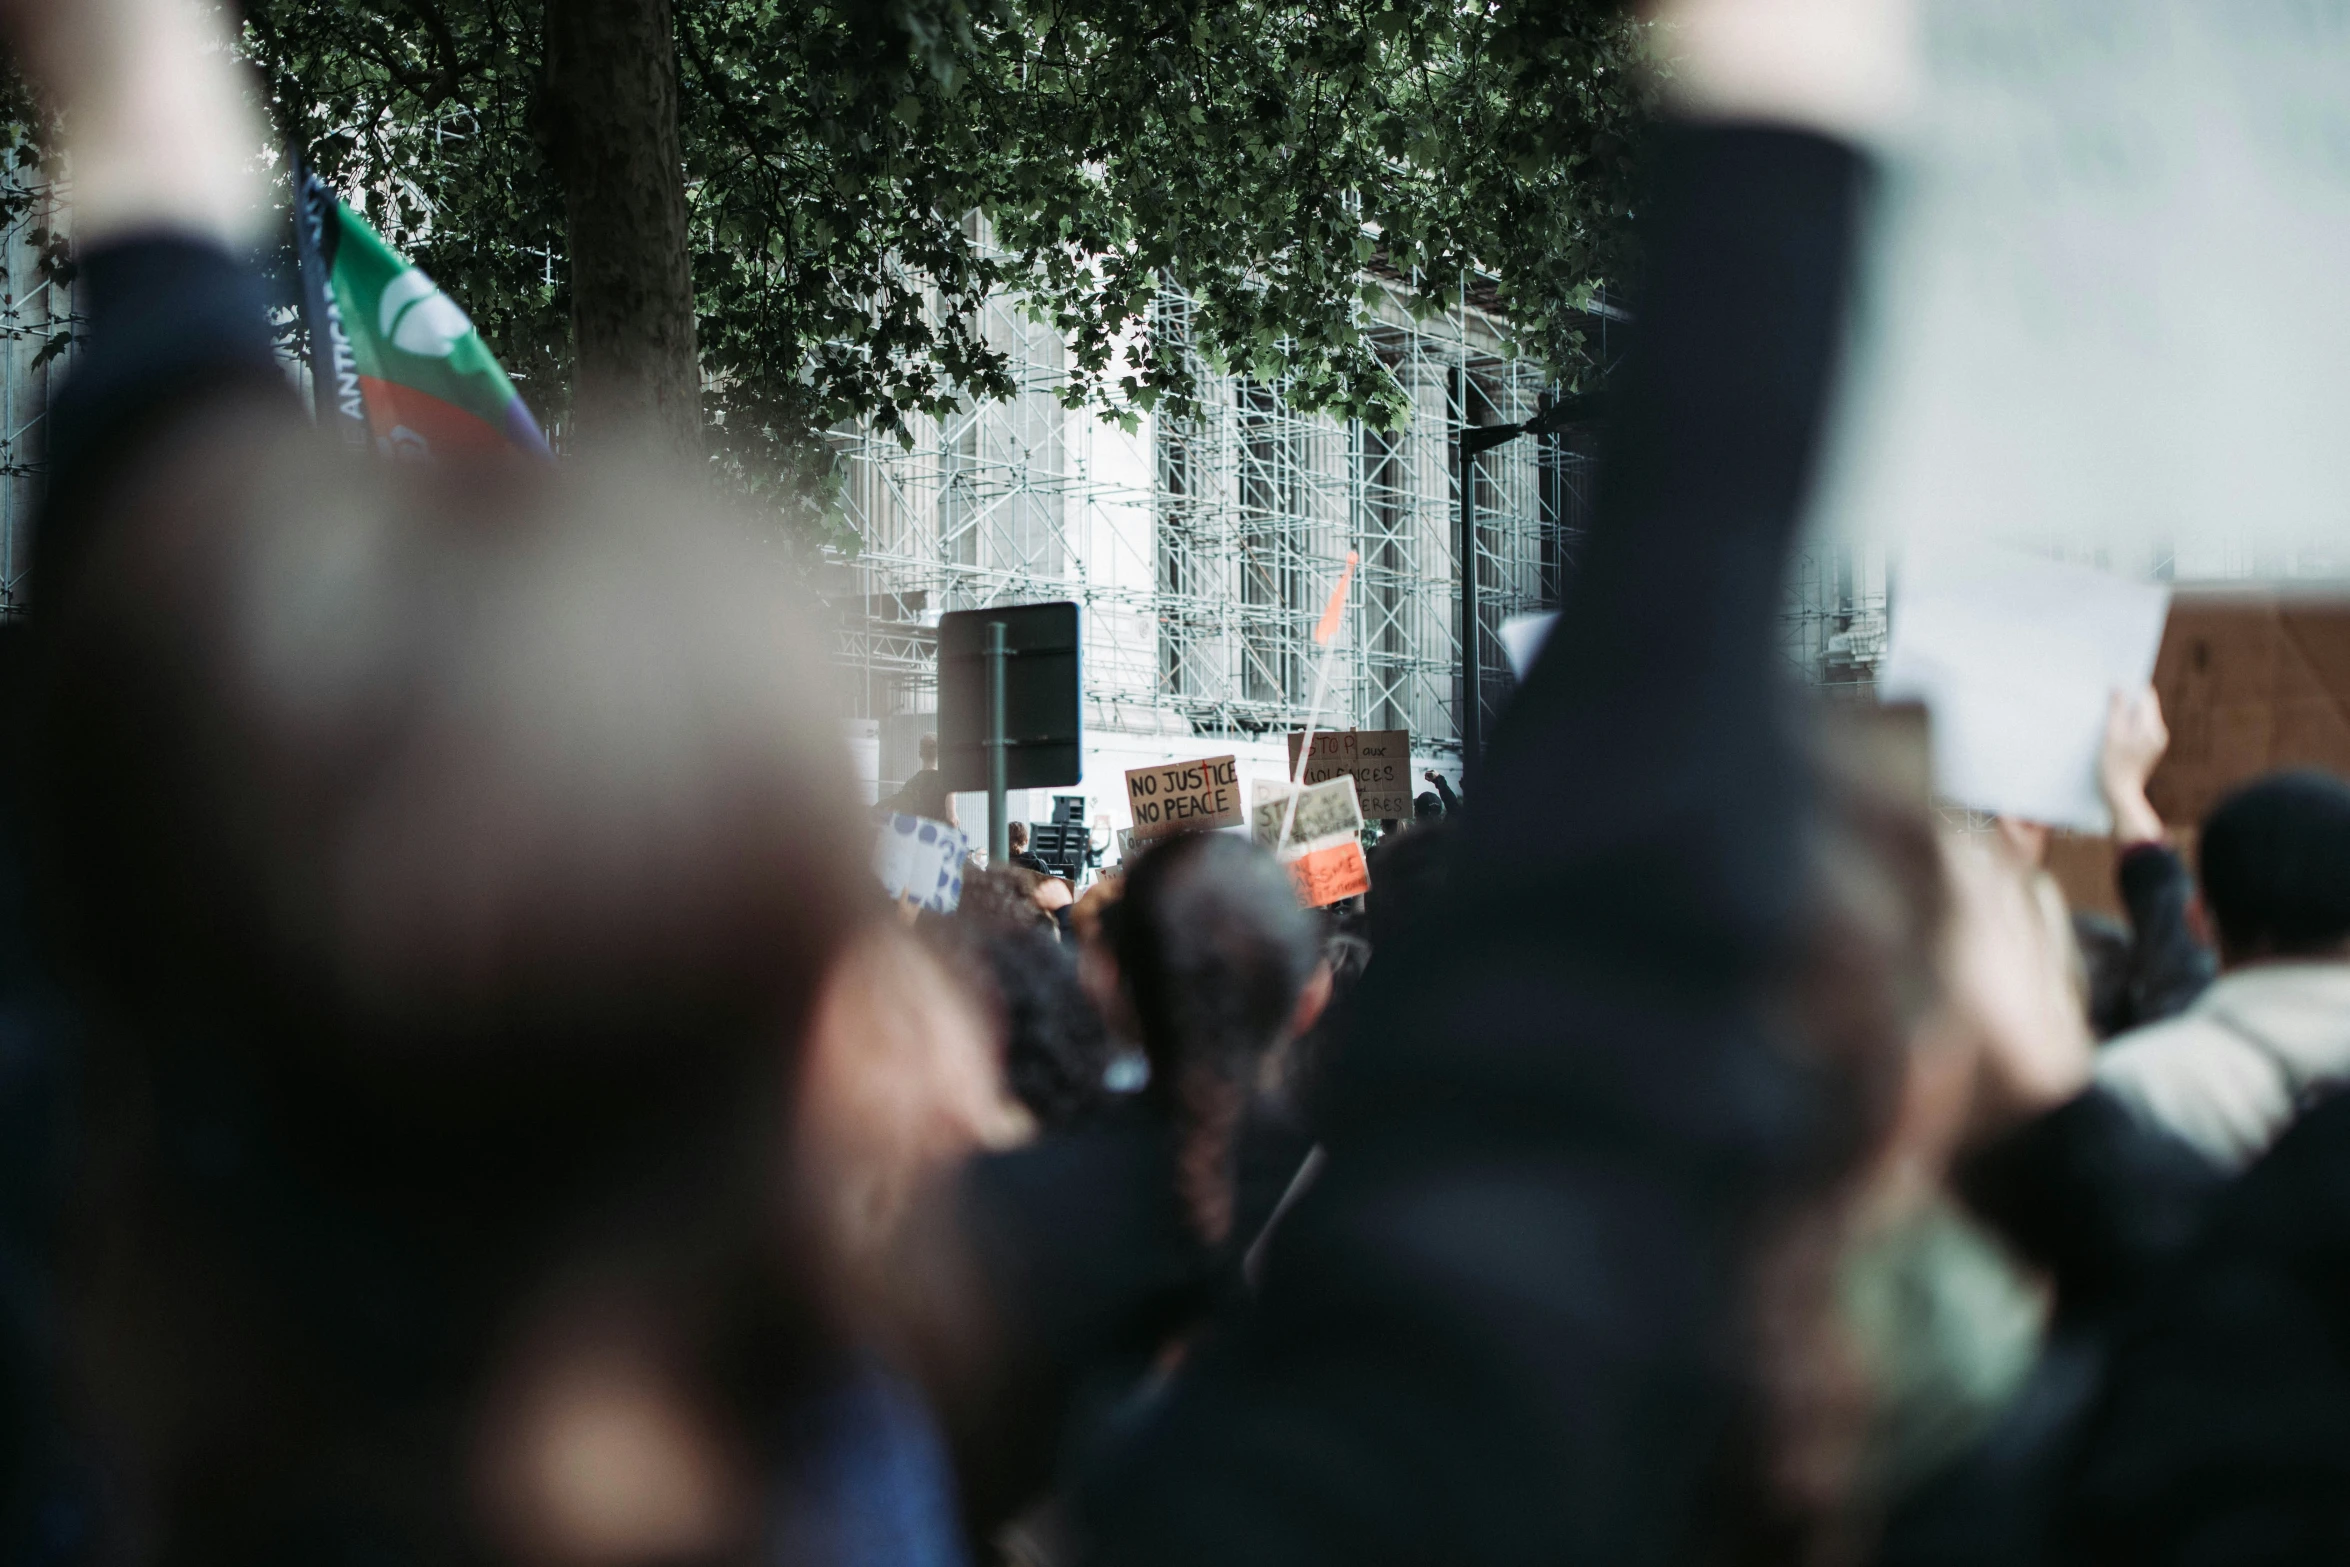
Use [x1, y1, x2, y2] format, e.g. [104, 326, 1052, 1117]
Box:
[2197, 769, 2350, 965]
[28, 417, 896, 1564]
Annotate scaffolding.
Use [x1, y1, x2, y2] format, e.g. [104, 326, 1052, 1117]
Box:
[0, 166, 76, 616]
[1781, 535, 1891, 697]
[832, 269, 1596, 790]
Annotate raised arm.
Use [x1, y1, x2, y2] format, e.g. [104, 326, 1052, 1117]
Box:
[1460, 126, 1862, 980]
[2097, 686, 2216, 1027]
[10, 0, 289, 609]
[1324, 4, 1881, 1155]
[1076, 6, 1900, 1562]
[4, 0, 265, 251]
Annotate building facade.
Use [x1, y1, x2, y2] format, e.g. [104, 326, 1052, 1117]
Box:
[831, 274, 1597, 842]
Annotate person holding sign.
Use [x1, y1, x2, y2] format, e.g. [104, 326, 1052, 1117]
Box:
[2094, 768, 2350, 1175]
[882, 731, 959, 829]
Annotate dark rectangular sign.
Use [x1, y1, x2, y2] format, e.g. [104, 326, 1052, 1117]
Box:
[937, 601, 1083, 792]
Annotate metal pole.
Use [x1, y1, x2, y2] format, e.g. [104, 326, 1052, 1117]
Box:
[1459, 437, 1481, 770]
[985, 618, 1009, 864]
[1455, 397, 1591, 773]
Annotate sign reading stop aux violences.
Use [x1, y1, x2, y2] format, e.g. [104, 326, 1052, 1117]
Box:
[1124, 755, 1244, 842]
[1286, 728, 1412, 820]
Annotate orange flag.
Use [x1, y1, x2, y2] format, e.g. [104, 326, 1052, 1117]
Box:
[1313, 551, 1360, 646]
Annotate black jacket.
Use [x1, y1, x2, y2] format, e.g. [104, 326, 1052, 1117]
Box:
[950, 1107, 1217, 1538]
[2055, 1086, 2350, 1565]
[885, 766, 955, 824]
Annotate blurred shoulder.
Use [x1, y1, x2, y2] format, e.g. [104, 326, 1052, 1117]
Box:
[2096, 1010, 2284, 1175]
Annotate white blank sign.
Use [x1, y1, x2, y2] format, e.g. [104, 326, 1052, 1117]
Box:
[1815, 0, 2350, 569]
[1878, 548, 2170, 831]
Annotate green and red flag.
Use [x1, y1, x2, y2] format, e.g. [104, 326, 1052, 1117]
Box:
[295, 159, 549, 460]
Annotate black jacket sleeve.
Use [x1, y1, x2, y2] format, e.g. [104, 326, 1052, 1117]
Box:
[2115, 843, 2215, 1031]
[1321, 123, 1864, 1165]
[1076, 122, 1868, 1567]
[34, 235, 289, 616]
[1869, 1093, 2224, 1567]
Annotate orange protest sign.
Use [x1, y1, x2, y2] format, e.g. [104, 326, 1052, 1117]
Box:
[1287, 838, 1371, 907]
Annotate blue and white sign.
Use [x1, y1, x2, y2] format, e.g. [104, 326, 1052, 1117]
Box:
[874, 814, 970, 914]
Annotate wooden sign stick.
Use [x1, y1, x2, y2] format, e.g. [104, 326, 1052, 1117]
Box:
[1278, 551, 1360, 854]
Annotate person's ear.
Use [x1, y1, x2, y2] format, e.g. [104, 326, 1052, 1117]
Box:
[1287, 960, 1335, 1043]
[474, 1307, 754, 1567]
[1077, 941, 1135, 1040]
[792, 925, 1033, 1287]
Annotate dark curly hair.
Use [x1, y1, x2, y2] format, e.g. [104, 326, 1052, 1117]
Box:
[934, 866, 1114, 1128]
[984, 926, 1116, 1130]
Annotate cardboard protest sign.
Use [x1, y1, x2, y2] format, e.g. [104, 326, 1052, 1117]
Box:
[1252, 775, 1363, 854]
[1252, 775, 1371, 907]
[1877, 546, 2169, 831]
[1124, 755, 1242, 842]
[2144, 592, 2350, 827]
[1285, 729, 1413, 820]
[873, 814, 970, 914]
[1287, 838, 1371, 906]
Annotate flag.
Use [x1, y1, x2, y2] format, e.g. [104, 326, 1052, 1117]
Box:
[1313, 550, 1359, 645]
[295, 157, 549, 460]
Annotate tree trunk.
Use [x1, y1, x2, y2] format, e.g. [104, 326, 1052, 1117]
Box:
[541, 0, 700, 456]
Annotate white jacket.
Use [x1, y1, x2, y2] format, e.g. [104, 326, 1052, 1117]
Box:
[2096, 963, 2350, 1173]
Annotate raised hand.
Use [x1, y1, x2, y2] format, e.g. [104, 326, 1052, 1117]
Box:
[1939, 834, 2095, 1135]
[0, 0, 266, 249]
[2099, 685, 2169, 844]
[1649, 0, 1918, 138]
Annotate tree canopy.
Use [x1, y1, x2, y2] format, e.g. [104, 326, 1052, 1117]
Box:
[38, 1, 1657, 538]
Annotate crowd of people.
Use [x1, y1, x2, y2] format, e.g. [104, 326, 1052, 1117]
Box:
[0, 0, 2347, 1564]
